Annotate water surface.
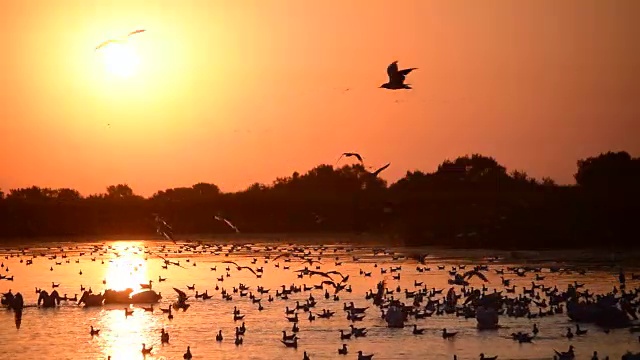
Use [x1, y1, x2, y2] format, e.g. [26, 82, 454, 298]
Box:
[0, 238, 638, 359]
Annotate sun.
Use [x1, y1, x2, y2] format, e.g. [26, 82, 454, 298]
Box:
[100, 42, 140, 78]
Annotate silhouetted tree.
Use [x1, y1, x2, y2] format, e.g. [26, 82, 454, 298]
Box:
[575, 151, 640, 190]
[106, 184, 137, 199]
[0, 151, 637, 249]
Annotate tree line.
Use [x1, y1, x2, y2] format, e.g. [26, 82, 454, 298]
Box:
[0, 151, 638, 249]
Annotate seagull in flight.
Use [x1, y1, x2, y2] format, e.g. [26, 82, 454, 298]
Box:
[380, 61, 417, 90]
[214, 216, 240, 233]
[336, 152, 364, 164]
[95, 29, 146, 50]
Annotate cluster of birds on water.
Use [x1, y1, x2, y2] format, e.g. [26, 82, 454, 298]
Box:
[2, 236, 640, 360]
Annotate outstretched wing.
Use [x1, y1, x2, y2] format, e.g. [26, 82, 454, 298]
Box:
[224, 219, 240, 233]
[464, 270, 489, 282]
[386, 61, 399, 79]
[173, 287, 187, 298]
[272, 253, 290, 261]
[240, 266, 258, 276]
[371, 163, 391, 177]
[353, 153, 363, 162]
[322, 280, 337, 288]
[309, 271, 334, 281]
[399, 67, 417, 76]
[222, 260, 240, 268]
[128, 29, 146, 36]
[95, 39, 120, 50]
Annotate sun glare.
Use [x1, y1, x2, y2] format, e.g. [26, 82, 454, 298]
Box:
[104, 243, 147, 291]
[100, 43, 140, 78]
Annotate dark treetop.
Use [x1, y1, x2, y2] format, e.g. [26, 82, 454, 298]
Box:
[1, 151, 638, 249]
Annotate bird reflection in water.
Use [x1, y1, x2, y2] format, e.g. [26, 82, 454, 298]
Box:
[15, 310, 22, 329]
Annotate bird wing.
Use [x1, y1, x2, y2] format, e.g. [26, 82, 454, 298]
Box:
[173, 287, 187, 298]
[128, 29, 146, 36]
[371, 163, 391, 176]
[321, 280, 337, 288]
[309, 271, 334, 281]
[222, 260, 240, 267]
[399, 67, 417, 76]
[464, 270, 489, 282]
[95, 39, 120, 50]
[272, 253, 290, 261]
[326, 270, 346, 279]
[353, 153, 363, 162]
[216, 216, 240, 232]
[476, 272, 489, 282]
[240, 266, 258, 276]
[387, 61, 399, 79]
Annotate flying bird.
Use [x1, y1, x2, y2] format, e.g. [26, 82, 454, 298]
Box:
[295, 270, 335, 281]
[221, 261, 258, 276]
[336, 152, 364, 165]
[153, 214, 175, 242]
[464, 269, 489, 283]
[367, 163, 391, 177]
[214, 216, 240, 233]
[96, 29, 146, 50]
[380, 61, 417, 90]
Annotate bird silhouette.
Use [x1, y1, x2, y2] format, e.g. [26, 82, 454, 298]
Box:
[336, 152, 364, 165]
[380, 61, 417, 90]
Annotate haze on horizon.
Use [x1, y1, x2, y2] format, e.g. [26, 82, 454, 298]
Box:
[1, 1, 638, 197]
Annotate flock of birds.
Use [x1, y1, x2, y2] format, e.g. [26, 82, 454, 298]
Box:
[2, 236, 640, 359]
[0, 27, 633, 360]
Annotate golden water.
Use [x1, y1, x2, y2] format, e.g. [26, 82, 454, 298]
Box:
[0, 239, 638, 360]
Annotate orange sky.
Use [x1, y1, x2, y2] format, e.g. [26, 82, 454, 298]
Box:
[1, 1, 639, 196]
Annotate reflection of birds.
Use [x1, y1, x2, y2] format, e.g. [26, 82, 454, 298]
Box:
[336, 152, 363, 164]
[380, 61, 417, 90]
[367, 163, 390, 177]
[214, 216, 240, 233]
[96, 29, 146, 50]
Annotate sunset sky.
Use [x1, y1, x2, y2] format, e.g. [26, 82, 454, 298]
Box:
[1, 1, 638, 196]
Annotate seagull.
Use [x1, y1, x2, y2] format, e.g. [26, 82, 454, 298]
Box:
[214, 216, 240, 233]
[336, 152, 364, 164]
[96, 29, 146, 50]
[380, 61, 417, 90]
[153, 214, 174, 241]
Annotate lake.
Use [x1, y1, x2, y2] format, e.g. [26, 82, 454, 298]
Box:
[0, 237, 638, 360]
